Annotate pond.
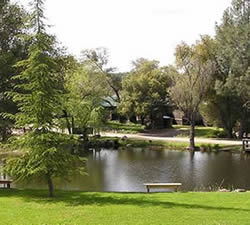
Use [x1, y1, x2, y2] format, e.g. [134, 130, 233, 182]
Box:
[2, 148, 250, 192]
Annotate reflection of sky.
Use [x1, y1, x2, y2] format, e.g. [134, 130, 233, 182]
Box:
[8, 149, 250, 192]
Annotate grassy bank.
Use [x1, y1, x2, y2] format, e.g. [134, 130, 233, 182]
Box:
[123, 139, 242, 152]
[0, 189, 250, 225]
[95, 136, 242, 152]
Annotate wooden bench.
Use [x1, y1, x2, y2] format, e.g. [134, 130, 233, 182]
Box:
[144, 183, 182, 192]
[0, 180, 12, 188]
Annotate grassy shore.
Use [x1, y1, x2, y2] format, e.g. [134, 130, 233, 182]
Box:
[105, 122, 226, 138]
[100, 122, 242, 151]
[0, 189, 250, 225]
[173, 125, 226, 138]
[96, 136, 242, 152]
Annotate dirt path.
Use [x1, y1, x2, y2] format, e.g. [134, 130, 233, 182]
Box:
[102, 132, 242, 145]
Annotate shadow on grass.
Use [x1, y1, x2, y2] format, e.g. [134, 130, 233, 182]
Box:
[140, 128, 186, 138]
[0, 189, 250, 213]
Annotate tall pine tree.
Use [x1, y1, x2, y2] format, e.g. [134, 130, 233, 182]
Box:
[4, 0, 85, 197]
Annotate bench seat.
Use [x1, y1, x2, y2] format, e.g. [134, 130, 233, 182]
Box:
[0, 180, 12, 188]
[144, 183, 182, 192]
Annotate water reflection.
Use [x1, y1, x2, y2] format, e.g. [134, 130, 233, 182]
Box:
[2, 149, 250, 191]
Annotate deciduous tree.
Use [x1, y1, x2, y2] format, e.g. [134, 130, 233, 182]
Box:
[81, 47, 123, 105]
[170, 41, 214, 150]
[63, 65, 107, 137]
[119, 58, 171, 127]
[201, 0, 250, 137]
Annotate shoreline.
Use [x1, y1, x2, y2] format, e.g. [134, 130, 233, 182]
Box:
[99, 132, 242, 152]
[101, 132, 242, 145]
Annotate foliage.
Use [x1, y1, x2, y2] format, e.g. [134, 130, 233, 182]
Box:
[0, 0, 28, 141]
[171, 41, 214, 119]
[3, 132, 86, 183]
[3, 0, 86, 197]
[169, 41, 215, 150]
[63, 65, 107, 134]
[9, 34, 63, 130]
[119, 58, 171, 128]
[88, 107, 106, 135]
[81, 47, 123, 104]
[201, 0, 250, 138]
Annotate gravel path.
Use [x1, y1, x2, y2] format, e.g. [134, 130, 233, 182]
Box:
[102, 132, 242, 145]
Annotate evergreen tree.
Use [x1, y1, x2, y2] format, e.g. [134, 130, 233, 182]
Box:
[0, 0, 27, 141]
[4, 0, 85, 197]
[10, 0, 62, 130]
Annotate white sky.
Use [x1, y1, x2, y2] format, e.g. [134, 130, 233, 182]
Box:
[17, 0, 232, 72]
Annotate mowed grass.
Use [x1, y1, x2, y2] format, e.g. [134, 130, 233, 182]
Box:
[0, 189, 250, 225]
[105, 122, 226, 138]
[173, 125, 226, 138]
[105, 121, 145, 133]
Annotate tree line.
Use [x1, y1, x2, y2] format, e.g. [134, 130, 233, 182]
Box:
[0, 0, 249, 195]
[1, 0, 250, 146]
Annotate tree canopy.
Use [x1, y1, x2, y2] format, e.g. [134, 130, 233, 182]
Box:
[4, 0, 85, 197]
[0, 0, 28, 141]
[170, 41, 215, 150]
[119, 58, 171, 127]
[201, 0, 250, 138]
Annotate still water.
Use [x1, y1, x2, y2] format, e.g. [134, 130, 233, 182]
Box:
[6, 148, 250, 191]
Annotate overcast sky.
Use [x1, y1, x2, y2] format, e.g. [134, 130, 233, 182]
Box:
[17, 0, 232, 72]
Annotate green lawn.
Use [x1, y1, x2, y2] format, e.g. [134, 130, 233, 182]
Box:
[0, 189, 250, 225]
[105, 121, 145, 133]
[105, 122, 226, 138]
[173, 125, 226, 138]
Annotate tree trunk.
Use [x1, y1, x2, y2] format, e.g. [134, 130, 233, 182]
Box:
[47, 173, 54, 198]
[239, 119, 245, 139]
[65, 117, 71, 134]
[189, 119, 195, 151]
[1, 127, 7, 142]
[141, 116, 145, 125]
[62, 110, 71, 134]
[71, 116, 75, 134]
[225, 126, 233, 139]
[238, 109, 249, 138]
[150, 114, 155, 129]
[82, 127, 88, 142]
[129, 116, 137, 123]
